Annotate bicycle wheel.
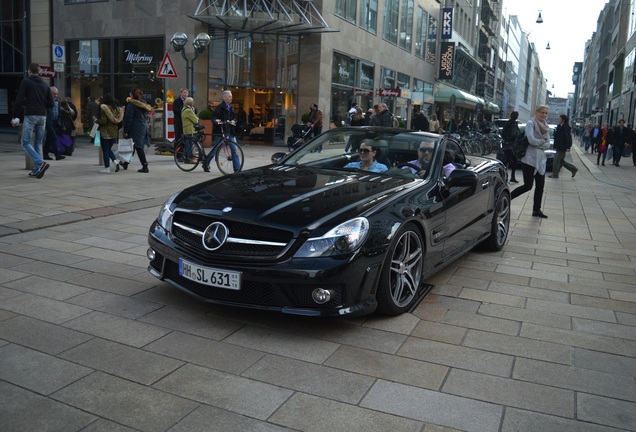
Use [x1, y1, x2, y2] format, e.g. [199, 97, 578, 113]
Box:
[215, 140, 244, 175]
[174, 140, 202, 172]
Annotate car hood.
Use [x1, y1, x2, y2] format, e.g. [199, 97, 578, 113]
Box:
[174, 166, 416, 229]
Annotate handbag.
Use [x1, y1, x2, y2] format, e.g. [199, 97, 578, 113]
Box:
[117, 137, 135, 163]
[89, 122, 99, 138]
[93, 130, 101, 146]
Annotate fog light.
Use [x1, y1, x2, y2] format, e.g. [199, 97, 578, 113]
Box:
[147, 248, 156, 261]
[312, 288, 332, 304]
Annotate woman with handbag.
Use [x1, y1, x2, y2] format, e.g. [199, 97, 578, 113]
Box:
[57, 97, 78, 156]
[94, 93, 124, 173]
[122, 88, 153, 173]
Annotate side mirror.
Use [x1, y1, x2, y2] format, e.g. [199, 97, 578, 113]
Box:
[271, 152, 286, 164]
[446, 169, 478, 187]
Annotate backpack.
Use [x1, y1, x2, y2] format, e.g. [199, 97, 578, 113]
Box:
[514, 131, 529, 159]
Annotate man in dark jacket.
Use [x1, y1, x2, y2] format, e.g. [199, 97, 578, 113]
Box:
[172, 88, 188, 142]
[411, 109, 429, 132]
[612, 119, 631, 167]
[204, 90, 241, 173]
[549, 114, 578, 178]
[370, 103, 392, 127]
[12, 63, 54, 178]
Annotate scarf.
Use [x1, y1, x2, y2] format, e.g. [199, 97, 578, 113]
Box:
[130, 99, 153, 112]
[533, 116, 550, 136]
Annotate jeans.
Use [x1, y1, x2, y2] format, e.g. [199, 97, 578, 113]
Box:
[510, 162, 545, 213]
[21, 115, 46, 167]
[207, 134, 241, 171]
[101, 137, 117, 168]
[613, 144, 624, 165]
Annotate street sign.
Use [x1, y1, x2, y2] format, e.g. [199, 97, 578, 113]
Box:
[157, 52, 178, 79]
[52, 44, 65, 63]
[53, 63, 64, 73]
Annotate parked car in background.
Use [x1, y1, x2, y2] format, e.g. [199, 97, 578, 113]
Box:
[147, 127, 511, 317]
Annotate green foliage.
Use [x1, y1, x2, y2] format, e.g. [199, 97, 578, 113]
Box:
[301, 112, 310, 123]
[198, 109, 213, 120]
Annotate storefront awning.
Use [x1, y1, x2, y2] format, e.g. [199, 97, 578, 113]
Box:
[190, 0, 340, 35]
[484, 101, 501, 114]
[434, 86, 481, 109]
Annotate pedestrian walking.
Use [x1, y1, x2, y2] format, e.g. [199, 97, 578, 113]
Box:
[549, 114, 578, 178]
[122, 88, 153, 173]
[510, 105, 550, 218]
[11, 63, 53, 179]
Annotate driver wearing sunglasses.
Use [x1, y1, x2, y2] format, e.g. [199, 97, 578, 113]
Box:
[404, 141, 436, 174]
[343, 142, 388, 172]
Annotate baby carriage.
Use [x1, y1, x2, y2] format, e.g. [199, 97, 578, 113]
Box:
[287, 124, 312, 151]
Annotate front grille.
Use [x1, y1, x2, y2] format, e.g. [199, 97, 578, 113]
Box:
[164, 261, 343, 309]
[172, 211, 294, 258]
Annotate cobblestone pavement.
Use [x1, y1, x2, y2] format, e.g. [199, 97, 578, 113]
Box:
[1, 131, 635, 431]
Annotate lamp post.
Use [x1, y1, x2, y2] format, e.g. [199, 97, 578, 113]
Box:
[170, 32, 211, 97]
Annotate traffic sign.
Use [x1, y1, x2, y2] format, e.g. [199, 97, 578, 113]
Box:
[157, 52, 178, 79]
[52, 44, 65, 63]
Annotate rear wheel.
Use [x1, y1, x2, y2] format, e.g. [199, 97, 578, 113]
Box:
[376, 223, 424, 315]
[215, 140, 245, 175]
[174, 140, 202, 172]
[481, 191, 510, 251]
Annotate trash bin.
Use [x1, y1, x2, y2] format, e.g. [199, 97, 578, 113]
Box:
[264, 127, 275, 143]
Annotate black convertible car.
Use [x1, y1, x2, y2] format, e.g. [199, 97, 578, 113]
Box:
[147, 127, 510, 317]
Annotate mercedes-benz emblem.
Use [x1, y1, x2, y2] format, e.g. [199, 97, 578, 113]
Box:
[202, 222, 229, 251]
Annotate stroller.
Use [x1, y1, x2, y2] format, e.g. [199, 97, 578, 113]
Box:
[287, 124, 312, 152]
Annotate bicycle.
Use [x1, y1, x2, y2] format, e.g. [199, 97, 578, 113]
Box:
[173, 122, 245, 175]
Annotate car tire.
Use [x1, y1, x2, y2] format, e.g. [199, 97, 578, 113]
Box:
[481, 191, 510, 251]
[376, 223, 424, 315]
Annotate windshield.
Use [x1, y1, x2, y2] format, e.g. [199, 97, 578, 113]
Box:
[280, 128, 442, 179]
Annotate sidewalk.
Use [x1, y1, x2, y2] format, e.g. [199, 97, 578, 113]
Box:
[1, 132, 635, 431]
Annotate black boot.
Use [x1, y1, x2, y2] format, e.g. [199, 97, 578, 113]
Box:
[138, 164, 149, 173]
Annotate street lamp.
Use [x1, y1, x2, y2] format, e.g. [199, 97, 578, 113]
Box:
[170, 31, 211, 96]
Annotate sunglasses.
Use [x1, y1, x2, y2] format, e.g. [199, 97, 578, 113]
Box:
[359, 148, 373, 154]
[419, 147, 434, 153]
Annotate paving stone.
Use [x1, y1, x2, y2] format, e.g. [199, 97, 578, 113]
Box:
[0, 268, 31, 285]
[577, 393, 636, 430]
[63, 311, 170, 347]
[224, 324, 339, 364]
[243, 354, 374, 404]
[0, 292, 91, 324]
[442, 368, 574, 417]
[398, 337, 514, 377]
[501, 407, 621, 432]
[422, 293, 481, 313]
[60, 338, 184, 385]
[78, 419, 138, 432]
[526, 298, 618, 322]
[8, 259, 91, 282]
[440, 309, 520, 336]
[573, 347, 636, 377]
[571, 293, 636, 315]
[154, 363, 291, 420]
[69, 272, 154, 296]
[0, 344, 93, 395]
[530, 277, 610, 298]
[0, 381, 96, 432]
[410, 319, 467, 344]
[169, 405, 294, 432]
[360, 379, 503, 432]
[487, 280, 570, 303]
[573, 317, 636, 341]
[458, 287, 526, 307]
[0, 315, 93, 355]
[4, 275, 91, 300]
[616, 312, 636, 326]
[478, 303, 572, 329]
[66, 290, 163, 320]
[144, 331, 264, 374]
[270, 392, 423, 432]
[52, 371, 198, 432]
[520, 322, 630, 357]
[324, 345, 448, 390]
[362, 312, 420, 335]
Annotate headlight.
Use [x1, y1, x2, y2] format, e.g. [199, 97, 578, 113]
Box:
[294, 217, 369, 258]
[157, 192, 180, 230]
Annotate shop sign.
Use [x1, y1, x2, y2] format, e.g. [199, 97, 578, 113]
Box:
[378, 88, 401, 97]
[438, 42, 455, 80]
[442, 8, 453, 39]
[353, 88, 373, 96]
[38, 66, 57, 78]
[124, 50, 154, 64]
[77, 52, 102, 65]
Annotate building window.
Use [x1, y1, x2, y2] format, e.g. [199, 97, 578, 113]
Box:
[398, 0, 414, 52]
[415, 7, 428, 59]
[383, 0, 399, 44]
[360, 0, 378, 34]
[335, 0, 357, 23]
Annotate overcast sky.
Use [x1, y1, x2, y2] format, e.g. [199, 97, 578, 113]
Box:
[502, 0, 610, 98]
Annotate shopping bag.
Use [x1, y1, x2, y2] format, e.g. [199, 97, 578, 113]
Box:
[117, 137, 134, 163]
[93, 130, 101, 146]
[89, 122, 99, 138]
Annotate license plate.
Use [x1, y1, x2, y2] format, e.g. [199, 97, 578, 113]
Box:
[178, 259, 241, 290]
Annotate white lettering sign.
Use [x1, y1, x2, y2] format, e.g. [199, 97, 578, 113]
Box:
[76, 52, 102, 65]
[124, 50, 154, 64]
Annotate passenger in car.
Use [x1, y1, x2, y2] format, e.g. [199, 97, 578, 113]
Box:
[442, 151, 456, 177]
[344, 142, 388, 172]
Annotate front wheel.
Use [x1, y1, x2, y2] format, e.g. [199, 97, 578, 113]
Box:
[215, 140, 245, 175]
[174, 140, 202, 172]
[376, 223, 424, 315]
[480, 191, 510, 251]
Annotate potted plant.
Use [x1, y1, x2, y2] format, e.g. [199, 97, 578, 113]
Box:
[198, 108, 214, 147]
